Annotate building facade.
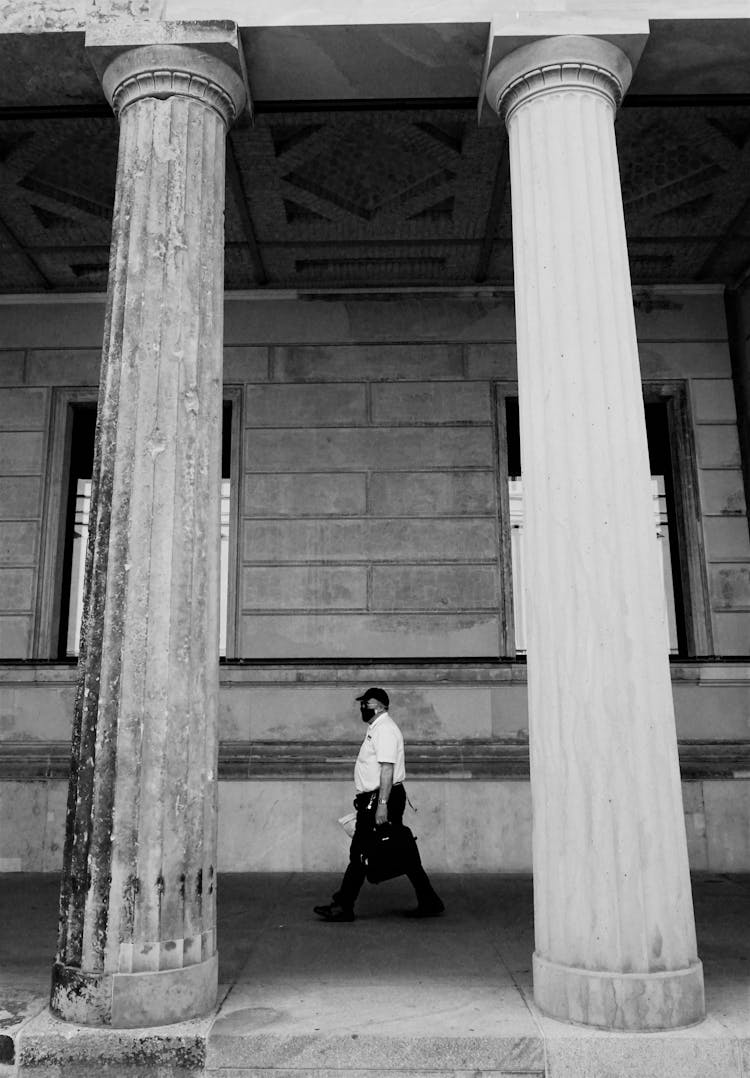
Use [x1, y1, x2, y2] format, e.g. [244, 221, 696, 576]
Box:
[0, 0, 749, 1032]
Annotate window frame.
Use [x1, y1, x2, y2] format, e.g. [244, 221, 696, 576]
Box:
[494, 382, 519, 658]
[222, 386, 242, 660]
[643, 381, 713, 657]
[37, 386, 243, 661]
[494, 379, 713, 661]
[36, 388, 97, 659]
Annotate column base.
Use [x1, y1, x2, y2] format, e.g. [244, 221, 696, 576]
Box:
[533, 952, 705, 1031]
[50, 952, 218, 1028]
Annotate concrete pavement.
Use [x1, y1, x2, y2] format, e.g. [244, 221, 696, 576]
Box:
[1, 872, 749, 1076]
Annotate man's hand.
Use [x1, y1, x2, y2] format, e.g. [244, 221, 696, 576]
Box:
[375, 802, 389, 826]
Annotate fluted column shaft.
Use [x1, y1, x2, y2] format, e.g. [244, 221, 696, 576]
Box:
[487, 36, 704, 1030]
[51, 39, 246, 1028]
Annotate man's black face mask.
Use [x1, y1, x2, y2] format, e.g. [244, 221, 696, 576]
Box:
[360, 703, 375, 722]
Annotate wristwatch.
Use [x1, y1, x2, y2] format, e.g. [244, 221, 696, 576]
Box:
[378, 798, 387, 804]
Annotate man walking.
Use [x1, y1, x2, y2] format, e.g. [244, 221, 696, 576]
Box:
[314, 687, 444, 922]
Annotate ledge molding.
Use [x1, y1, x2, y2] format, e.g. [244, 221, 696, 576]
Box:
[2, 738, 749, 782]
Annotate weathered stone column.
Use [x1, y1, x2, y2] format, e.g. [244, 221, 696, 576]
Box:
[51, 25, 247, 1027]
[486, 36, 705, 1030]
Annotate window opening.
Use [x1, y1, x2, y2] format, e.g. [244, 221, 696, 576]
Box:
[59, 403, 233, 659]
[644, 401, 684, 656]
[505, 397, 682, 655]
[220, 402, 232, 659]
[58, 406, 96, 659]
[504, 397, 526, 652]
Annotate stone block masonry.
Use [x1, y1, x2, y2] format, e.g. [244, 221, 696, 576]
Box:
[243, 426, 493, 471]
[241, 355, 502, 659]
[243, 473, 366, 516]
[0, 384, 48, 659]
[0, 284, 749, 878]
[242, 518, 497, 562]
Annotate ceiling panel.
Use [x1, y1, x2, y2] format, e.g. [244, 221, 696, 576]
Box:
[0, 102, 748, 292]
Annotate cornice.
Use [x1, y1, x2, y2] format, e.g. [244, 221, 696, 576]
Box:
[1, 659, 749, 684]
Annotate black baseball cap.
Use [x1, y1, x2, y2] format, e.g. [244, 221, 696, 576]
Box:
[356, 687, 389, 708]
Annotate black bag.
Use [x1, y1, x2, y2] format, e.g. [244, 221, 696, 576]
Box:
[364, 823, 418, 884]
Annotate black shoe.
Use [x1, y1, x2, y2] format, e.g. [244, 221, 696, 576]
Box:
[314, 903, 355, 922]
[404, 901, 444, 918]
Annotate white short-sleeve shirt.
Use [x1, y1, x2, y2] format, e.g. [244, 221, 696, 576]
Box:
[353, 711, 406, 793]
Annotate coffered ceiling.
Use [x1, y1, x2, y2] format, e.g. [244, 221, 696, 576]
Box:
[0, 100, 749, 293]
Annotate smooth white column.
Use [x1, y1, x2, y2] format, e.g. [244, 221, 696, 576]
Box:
[51, 38, 245, 1027]
[487, 36, 704, 1030]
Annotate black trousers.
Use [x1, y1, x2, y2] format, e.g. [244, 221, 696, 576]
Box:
[332, 783, 442, 912]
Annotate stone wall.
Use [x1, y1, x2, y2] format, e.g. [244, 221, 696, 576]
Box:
[0, 377, 47, 659]
[633, 290, 750, 655]
[1, 658, 748, 743]
[3, 774, 750, 874]
[1, 288, 748, 662]
[0, 288, 749, 871]
[0, 0, 745, 34]
[238, 343, 499, 659]
[0, 0, 158, 33]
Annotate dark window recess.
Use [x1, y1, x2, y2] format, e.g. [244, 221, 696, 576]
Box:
[59, 402, 233, 659]
[505, 396, 683, 655]
[58, 405, 97, 658]
[506, 396, 521, 479]
[220, 402, 232, 658]
[645, 401, 685, 657]
[221, 401, 231, 480]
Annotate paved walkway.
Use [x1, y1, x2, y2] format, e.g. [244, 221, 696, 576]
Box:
[1, 872, 749, 1076]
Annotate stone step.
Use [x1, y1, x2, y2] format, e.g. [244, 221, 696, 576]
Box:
[15, 1006, 213, 1077]
[13, 1008, 750, 1078]
[13, 995, 546, 1077]
[203, 1065, 544, 1075]
[206, 1028, 545, 1076]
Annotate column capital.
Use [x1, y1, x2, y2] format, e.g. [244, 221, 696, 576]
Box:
[86, 21, 249, 127]
[485, 35, 633, 124]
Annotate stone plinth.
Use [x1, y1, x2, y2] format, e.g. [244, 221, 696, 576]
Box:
[486, 35, 704, 1030]
[51, 30, 246, 1028]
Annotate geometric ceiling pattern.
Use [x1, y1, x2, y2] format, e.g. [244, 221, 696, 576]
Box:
[617, 105, 750, 285]
[0, 103, 749, 293]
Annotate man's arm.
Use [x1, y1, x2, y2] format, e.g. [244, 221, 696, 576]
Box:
[375, 762, 394, 825]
